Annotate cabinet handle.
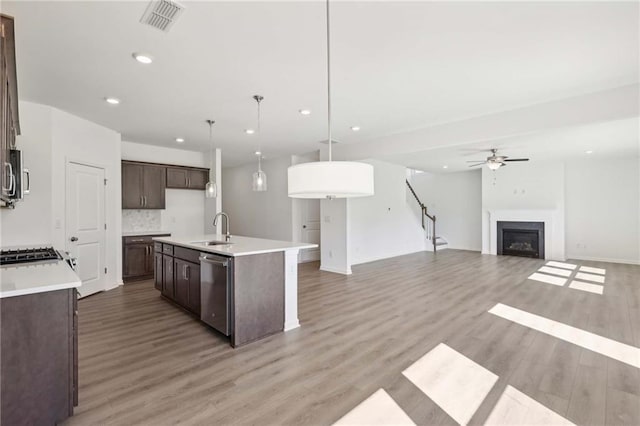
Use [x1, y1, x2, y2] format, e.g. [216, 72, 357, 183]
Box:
[143, 196, 147, 207]
[23, 168, 30, 194]
[182, 264, 187, 280]
[140, 196, 143, 207]
[186, 265, 190, 280]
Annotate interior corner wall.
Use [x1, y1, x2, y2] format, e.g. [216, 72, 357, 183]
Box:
[221, 155, 293, 241]
[0, 101, 123, 287]
[409, 169, 482, 251]
[51, 107, 122, 288]
[565, 156, 639, 264]
[121, 141, 210, 238]
[0, 101, 53, 246]
[348, 159, 426, 265]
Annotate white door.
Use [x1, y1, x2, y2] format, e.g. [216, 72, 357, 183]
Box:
[66, 162, 106, 298]
[300, 199, 321, 262]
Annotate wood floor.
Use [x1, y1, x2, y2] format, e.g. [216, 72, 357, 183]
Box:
[65, 250, 640, 425]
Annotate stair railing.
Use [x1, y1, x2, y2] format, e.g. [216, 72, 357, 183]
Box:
[406, 179, 436, 251]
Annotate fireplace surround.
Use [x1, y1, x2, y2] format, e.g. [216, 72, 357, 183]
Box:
[497, 221, 545, 259]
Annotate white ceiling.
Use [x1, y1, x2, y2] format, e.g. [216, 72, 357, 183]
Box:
[381, 117, 640, 173]
[4, 1, 639, 167]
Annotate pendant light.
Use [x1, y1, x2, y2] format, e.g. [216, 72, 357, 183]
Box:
[252, 95, 267, 192]
[287, 0, 374, 199]
[205, 119, 217, 198]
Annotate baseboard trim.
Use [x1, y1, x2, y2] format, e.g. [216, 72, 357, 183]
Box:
[567, 255, 640, 266]
[284, 320, 300, 332]
[320, 265, 353, 275]
[351, 249, 427, 266]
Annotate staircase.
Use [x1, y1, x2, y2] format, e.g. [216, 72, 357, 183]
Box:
[406, 179, 448, 251]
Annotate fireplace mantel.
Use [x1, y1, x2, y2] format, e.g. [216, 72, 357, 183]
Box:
[486, 209, 565, 260]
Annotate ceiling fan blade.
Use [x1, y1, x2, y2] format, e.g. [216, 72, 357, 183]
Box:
[466, 160, 486, 163]
[503, 158, 529, 162]
[468, 163, 484, 168]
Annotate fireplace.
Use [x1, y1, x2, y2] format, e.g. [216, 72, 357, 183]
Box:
[497, 221, 545, 259]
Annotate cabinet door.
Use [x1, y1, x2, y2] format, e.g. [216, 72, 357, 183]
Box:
[123, 244, 148, 278]
[187, 169, 208, 190]
[174, 258, 189, 308]
[186, 261, 201, 315]
[142, 165, 166, 209]
[166, 167, 188, 189]
[122, 163, 144, 209]
[145, 243, 154, 275]
[154, 252, 163, 291]
[162, 255, 174, 299]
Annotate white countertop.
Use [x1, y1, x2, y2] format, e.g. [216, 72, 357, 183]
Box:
[153, 234, 317, 257]
[123, 230, 171, 237]
[0, 261, 82, 299]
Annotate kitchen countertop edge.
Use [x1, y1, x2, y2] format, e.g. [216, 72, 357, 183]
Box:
[153, 235, 317, 257]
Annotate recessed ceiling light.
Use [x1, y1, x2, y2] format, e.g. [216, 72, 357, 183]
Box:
[350, 126, 361, 132]
[585, 150, 594, 154]
[132, 53, 153, 64]
[175, 138, 185, 143]
[245, 129, 255, 135]
[443, 165, 448, 169]
[255, 151, 261, 156]
[105, 97, 120, 105]
[299, 109, 311, 115]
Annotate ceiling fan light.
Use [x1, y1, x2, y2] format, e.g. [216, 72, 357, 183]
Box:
[288, 161, 374, 199]
[487, 161, 502, 171]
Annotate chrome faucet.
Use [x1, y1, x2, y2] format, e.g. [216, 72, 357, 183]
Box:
[213, 212, 231, 242]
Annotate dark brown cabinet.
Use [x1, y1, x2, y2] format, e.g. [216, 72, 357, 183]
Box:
[155, 243, 202, 316]
[121, 162, 166, 209]
[1, 289, 78, 425]
[174, 258, 201, 315]
[166, 167, 209, 190]
[122, 234, 169, 283]
[162, 254, 174, 299]
[1, 15, 20, 206]
[154, 251, 163, 291]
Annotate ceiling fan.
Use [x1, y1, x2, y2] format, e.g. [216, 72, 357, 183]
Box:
[467, 148, 529, 170]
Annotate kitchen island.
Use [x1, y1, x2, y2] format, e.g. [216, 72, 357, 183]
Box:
[153, 234, 316, 347]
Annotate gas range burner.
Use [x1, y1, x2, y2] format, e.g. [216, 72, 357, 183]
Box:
[0, 247, 62, 266]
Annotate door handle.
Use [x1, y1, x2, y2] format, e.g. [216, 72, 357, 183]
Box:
[70, 236, 79, 242]
[199, 256, 228, 267]
[23, 168, 30, 195]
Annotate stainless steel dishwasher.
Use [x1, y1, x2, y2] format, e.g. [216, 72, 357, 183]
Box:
[199, 253, 233, 336]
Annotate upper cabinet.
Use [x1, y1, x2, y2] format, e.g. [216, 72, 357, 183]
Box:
[1, 14, 20, 203]
[122, 161, 210, 209]
[166, 167, 208, 190]
[121, 162, 166, 209]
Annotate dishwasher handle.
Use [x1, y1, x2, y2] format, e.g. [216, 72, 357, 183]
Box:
[199, 255, 228, 267]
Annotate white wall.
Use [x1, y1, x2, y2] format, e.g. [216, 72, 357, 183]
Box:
[409, 169, 482, 251]
[565, 156, 639, 264]
[349, 159, 426, 265]
[481, 161, 565, 258]
[222, 155, 293, 241]
[0, 102, 53, 246]
[1, 101, 123, 287]
[121, 141, 213, 238]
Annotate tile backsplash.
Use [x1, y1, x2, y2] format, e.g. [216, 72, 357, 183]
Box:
[122, 210, 162, 232]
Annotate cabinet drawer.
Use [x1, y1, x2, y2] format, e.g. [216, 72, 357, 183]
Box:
[124, 235, 153, 245]
[174, 246, 201, 264]
[162, 244, 174, 255]
[154, 242, 163, 253]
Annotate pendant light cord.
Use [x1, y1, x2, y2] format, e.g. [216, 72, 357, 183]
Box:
[326, 0, 332, 162]
[207, 119, 215, 181]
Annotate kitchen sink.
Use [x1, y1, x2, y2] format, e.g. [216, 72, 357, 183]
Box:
[191, 240, 233, 246]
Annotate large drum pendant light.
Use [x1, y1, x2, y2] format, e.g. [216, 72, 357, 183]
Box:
[287, 0, 374, 199]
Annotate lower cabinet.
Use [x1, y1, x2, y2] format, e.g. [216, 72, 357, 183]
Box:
[174, 258, 201, 316]
[1, 289, 78, 425]
[154, 243, 202, 316]
[123, 234, 169, 283]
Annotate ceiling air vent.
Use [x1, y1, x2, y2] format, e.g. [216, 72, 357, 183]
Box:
[140, 0, 185, 32]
